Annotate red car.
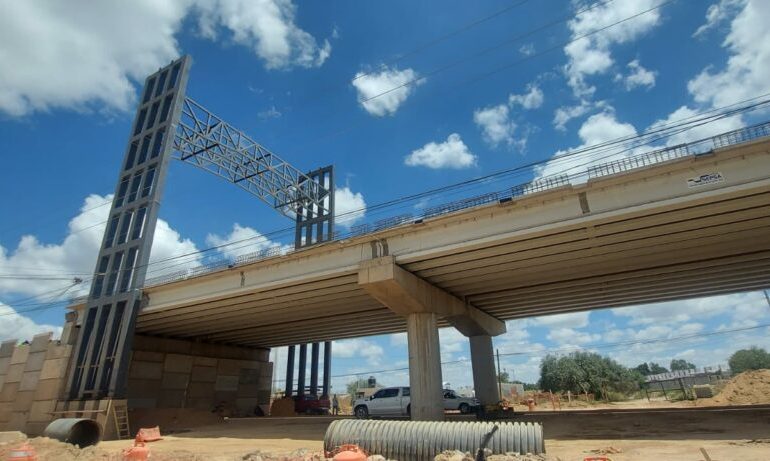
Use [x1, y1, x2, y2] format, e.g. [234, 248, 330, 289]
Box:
[294, 394, 330, 415]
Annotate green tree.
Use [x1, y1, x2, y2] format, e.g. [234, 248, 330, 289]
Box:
[633, 362, 667, 376]
[497, 371, 511, 383]
[670, 359, 696, 371]
[729, 347, 770, 373]
[539, 351, 640, 399]
[346, 378, 368, 396]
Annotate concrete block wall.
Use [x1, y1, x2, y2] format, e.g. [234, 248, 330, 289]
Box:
[0, 326, 77, 436]
[127, 334, 272, 416]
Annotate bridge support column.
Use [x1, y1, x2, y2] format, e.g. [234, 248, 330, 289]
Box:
[469, 335, 500, 406]
[322, 341, 332, 398]
[407, 312, 444, 421]
[359, 256, 506, 421]
[298, 344, 307, 396]
[285, 345, 295, 397]
[310, 342, 320, 396]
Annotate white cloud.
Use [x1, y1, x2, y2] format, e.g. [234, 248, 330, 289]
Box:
[405, 134, 477, 169]
[508, 85, 544, 110]
[519, 43, 535, 56]
[194, 0, 331, 70]
[473, 83, 541, 149]
[473, 105, 519, 149]
[0, 302, 62, 342]
[611, 292, 768, 327]
[564, 0, 663, 97]
[536, 111, 638, 180]
[351, 67, 423, 117]
[333, 338, 384, 366]
[205, 223, 289, 260]
[693, 0, 744, 38]
[547, 327, 600, 345]
[648, 106, 744, 145]
[687, 0, 770, 110]
[553, 100, 594, 131]
[0, 0, 330, 116]
[257, 106, 282, 120]
[0, 194, 201, 299]
[532, 311, 591, 329]
[335, 186, 367, 228]
[618, 59, 657, 90]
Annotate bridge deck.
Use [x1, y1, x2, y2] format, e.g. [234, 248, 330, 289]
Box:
[131, 137, 770, 347]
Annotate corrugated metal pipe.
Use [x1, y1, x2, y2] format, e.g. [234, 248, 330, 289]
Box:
[324, 419, 544, 461]
[43, 418, 102, 447]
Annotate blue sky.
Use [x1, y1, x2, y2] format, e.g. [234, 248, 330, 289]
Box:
[0, 0, 769, 388]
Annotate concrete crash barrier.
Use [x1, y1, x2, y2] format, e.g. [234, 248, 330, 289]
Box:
[43, 418, 102, 447]
[324, 419, 544, 461]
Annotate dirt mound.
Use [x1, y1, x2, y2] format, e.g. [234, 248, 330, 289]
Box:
[435, 449, 553, 461]
[701, 369, 770, 405]
[271, 398, 297, 416]
[130, 408, 224, 432]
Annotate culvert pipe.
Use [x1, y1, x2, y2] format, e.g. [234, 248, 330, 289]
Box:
[43, 418, 102, 447]
[324, 420, 544, 461]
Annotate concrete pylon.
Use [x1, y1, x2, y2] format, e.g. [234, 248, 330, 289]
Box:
[358, 256, 506, 421]
[469, 335, 500, 406]
[407, 312, 444, 421]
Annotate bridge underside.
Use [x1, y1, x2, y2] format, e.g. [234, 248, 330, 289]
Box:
[134, 183, 770, 348]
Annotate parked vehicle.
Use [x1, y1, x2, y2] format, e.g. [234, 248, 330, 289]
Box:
[442, 389, 479, 414]
[294, 394, 330, 415]
[353, 387, 479, 418]
[353, 387, 410, 418]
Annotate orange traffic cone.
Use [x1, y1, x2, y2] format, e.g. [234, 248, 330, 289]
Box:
[122, 435, 151, 461]
[7, 443, 37, 461]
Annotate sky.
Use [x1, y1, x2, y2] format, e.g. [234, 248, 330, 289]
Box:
[1, 0, 769, 390]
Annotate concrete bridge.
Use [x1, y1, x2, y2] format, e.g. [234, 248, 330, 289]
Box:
[105, 133, 770, 420]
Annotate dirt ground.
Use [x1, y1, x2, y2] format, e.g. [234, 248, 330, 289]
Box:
[3, 407, 768, 461]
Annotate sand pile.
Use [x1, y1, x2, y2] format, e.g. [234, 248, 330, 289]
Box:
[434, 449, 553, 461]
[702, 369, 770, 405]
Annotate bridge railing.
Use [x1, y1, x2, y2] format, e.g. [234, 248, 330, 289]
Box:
[139, 120, 770, 289]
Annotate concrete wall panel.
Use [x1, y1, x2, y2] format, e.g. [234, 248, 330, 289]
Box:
[129, 361, 164, 380]
[161, 372, 189, 390]
[19, 370, 41, 391]
[190, 366, 217, 383]
[163, 354, 193, 373]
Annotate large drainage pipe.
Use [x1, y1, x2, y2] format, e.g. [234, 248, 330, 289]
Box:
[43, 418, 102, 447]
[324, 420, 544, 461]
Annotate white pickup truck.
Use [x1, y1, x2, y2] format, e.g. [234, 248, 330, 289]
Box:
[353, 387, 478, 418]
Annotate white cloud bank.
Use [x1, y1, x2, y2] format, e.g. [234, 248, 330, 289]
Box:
[0, 302, 63, 342]
[404, 134, 477, 170]
[0, 0, 330, 116]
[564, 0, 663, 97]
[0, 194, 200, 299]
[351, 66, 423, 117]
[334, 186, 367, 227]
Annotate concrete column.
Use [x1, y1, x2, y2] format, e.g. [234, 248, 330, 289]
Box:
[285, 345, 295, 397]
[310, 342, 320, 396]
[322, 341, 332, 398]
[469, 335, 500, 406]
[298, 343, 307, 396]
[407, 313, 444, 421]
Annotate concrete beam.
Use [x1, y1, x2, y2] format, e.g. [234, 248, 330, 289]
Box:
[358, 256, 506, 337]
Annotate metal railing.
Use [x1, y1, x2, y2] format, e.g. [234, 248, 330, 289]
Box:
[136, 121, 770, 289]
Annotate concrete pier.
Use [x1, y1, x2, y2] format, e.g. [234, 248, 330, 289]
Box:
[469, 335, 500, 406]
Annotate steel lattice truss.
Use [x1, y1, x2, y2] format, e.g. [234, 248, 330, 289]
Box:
[173, 97, 332, 218]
